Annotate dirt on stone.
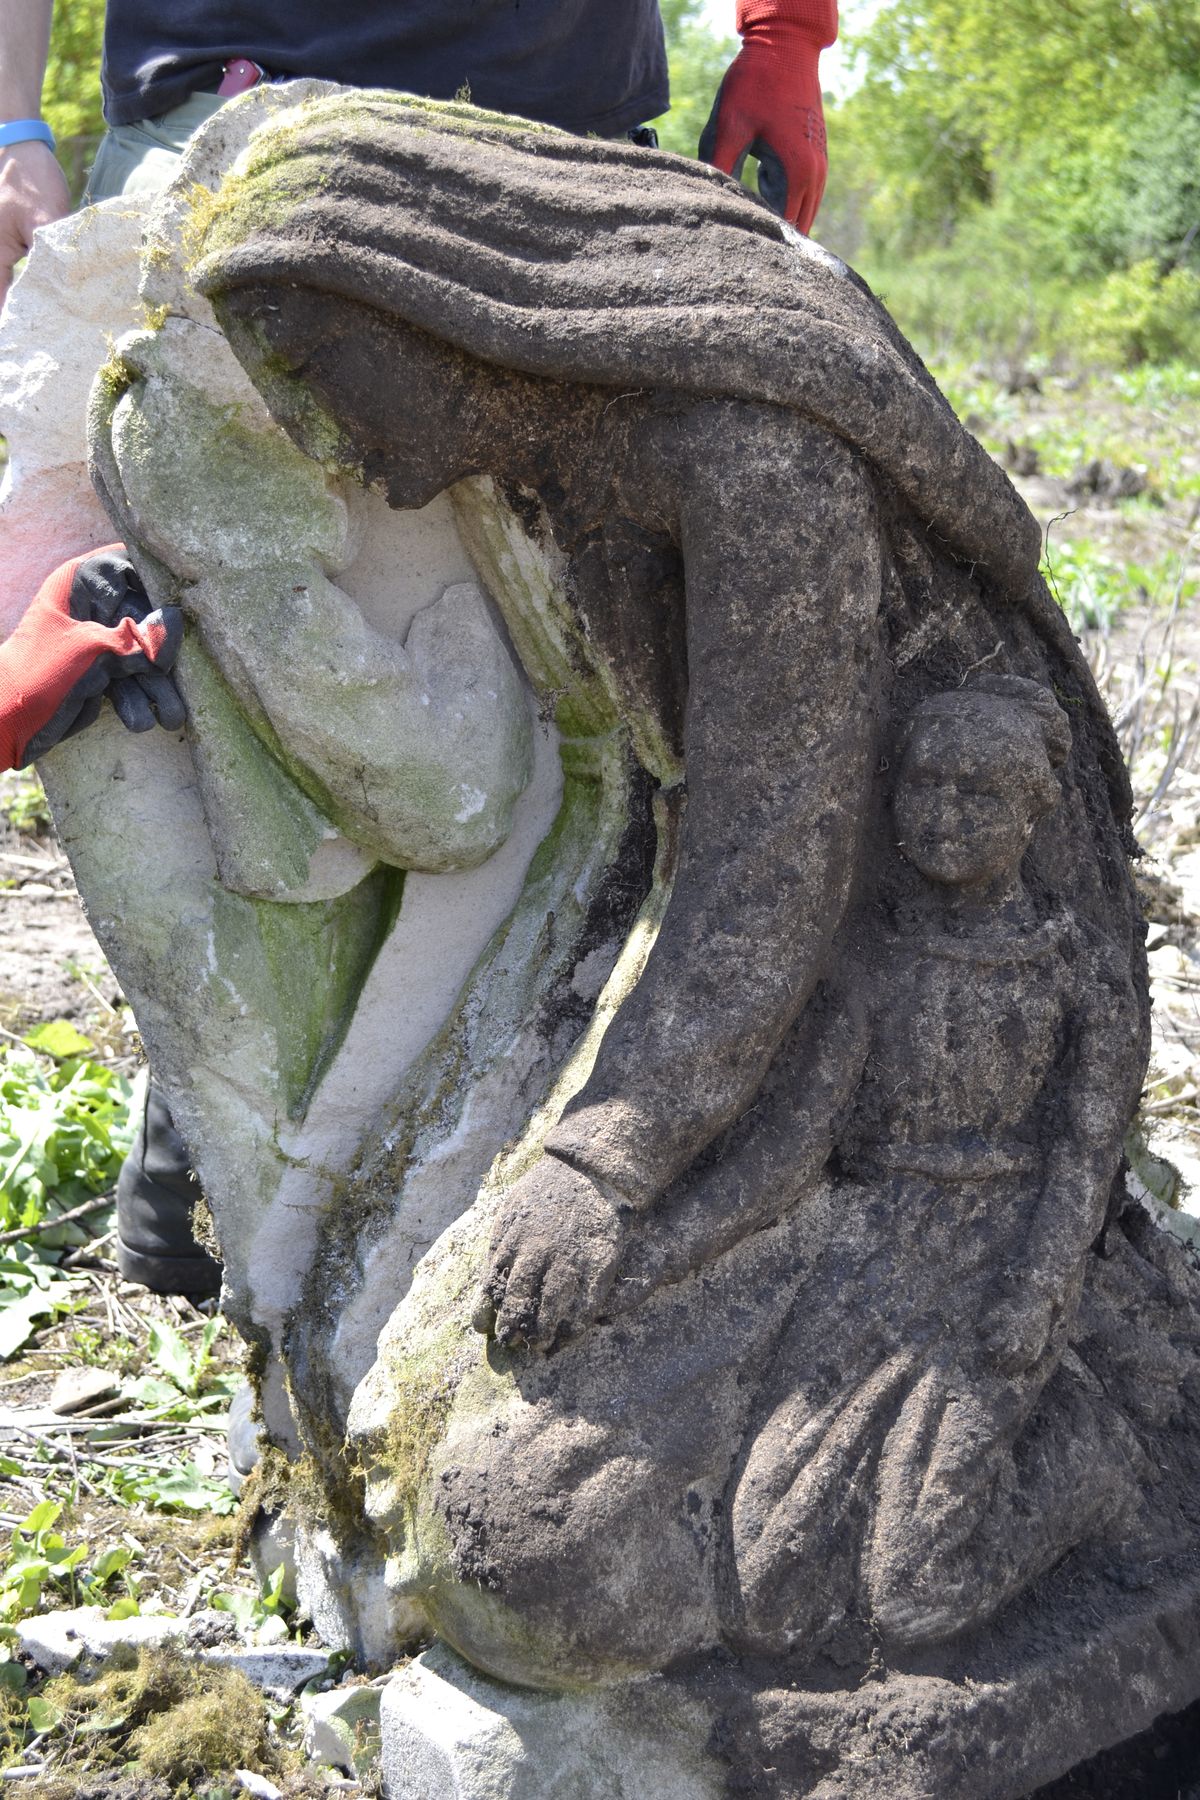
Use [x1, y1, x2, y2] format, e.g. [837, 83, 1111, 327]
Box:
[2, 362, 1199, 1793]
[1029, 1692, 1200, 1800]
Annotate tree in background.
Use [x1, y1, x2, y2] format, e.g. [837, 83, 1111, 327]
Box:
[822, 0, 1200, 363]
[652, 0, 737, 155]
[42, 0, 105, 201]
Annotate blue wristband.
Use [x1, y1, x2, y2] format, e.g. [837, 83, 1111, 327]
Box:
[0, 120, 56, 152]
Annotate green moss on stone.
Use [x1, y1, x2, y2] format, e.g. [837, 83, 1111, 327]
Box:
[185, 89, 561, 289]
[93, 348, 135, 404]
[182, 635, 378, 901]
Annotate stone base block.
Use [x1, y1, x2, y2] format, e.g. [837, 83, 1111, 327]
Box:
[380, 1545, 1200, 1799]
[379, 1642, 723, 1799]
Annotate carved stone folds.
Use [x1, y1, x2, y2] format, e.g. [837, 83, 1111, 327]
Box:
[4, 84, 1199, 1800]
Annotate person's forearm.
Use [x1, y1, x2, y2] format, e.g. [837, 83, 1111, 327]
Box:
[737, 0, 838, 50]
[0, 0, 68, 307]
[0, 0, 55, 119]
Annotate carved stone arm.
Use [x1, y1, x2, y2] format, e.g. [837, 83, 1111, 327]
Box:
[547, 405, 883, 1208]
[987, 937, 1145, 1371]
[611, 981, 871, 1309]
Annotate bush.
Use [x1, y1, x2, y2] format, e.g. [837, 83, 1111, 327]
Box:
[1072, 261, 1200, 367]
[857, 237, 1075, 367]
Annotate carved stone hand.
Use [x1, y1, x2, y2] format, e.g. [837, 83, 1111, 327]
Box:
[981, 1271, 1060, 1377]
[473, 1156, 624, 1352]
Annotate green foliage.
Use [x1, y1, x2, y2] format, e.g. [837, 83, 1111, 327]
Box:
[1072, 261, 1200, 368]
[67, 1316, 241, 1514]
[651, 0, 736, 157]
[1068, 74, 1200, 275]
[1110, 362, 1200, 406]
[0, 1041, 132, 1233]
[866, 238, 1076, 366]
[0, 1501, 135, 1626]
[1043, 537, 1198, 632]
[42, 0, 106, 199]
[105, 1460, 239, 1514]
[126, 1315, 241, 1421]
[42, 0, 105, 143]
[0, 1252, 85, 1361]
[0, 1037, 132, 1356]
[211, 1562, 294, 1638]
[826, 0, 1200, 366]
[0, 770, 52, 837]
[933, 359, 1200, 511]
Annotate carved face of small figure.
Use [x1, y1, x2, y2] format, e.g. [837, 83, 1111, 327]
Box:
[895, 682, 1068, 890]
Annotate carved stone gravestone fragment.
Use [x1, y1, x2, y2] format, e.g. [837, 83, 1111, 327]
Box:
[7, 84, 1200, 1800]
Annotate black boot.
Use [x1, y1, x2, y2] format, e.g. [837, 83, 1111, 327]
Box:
[116, 1079, 222, 1297]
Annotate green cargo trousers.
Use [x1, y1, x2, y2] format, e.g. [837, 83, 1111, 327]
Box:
[84, 91, 226, 204]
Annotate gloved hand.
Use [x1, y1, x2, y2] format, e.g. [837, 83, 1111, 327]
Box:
[700, 0, 838, 234]
[0, 546, 185, 770]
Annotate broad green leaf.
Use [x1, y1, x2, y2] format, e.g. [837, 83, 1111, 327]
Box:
[212, 1590, 260, 1630]
[15, 1576, 42, 1612]
[5, 1557, 50, 1582]
[126, 1375, 183, 1408]
[26, 1695, 62, 1732]
[262, 1563, 288, 1611]
[89, 1546, 132, 1583]
[104, 1596, 140, 1621]
[44, 1543, 87, 1571]
[0, 1042, 133, 1231]
[0, 1277, 84, 1359]
[22, 1021, 95, 1059]
[147, 1319, 194, 1393]
[117, 1463, 237, 1515]
[21, 1501, 61, 1535]
[0, 1124, 43, 1200]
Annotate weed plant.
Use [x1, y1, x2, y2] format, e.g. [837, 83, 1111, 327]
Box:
[0, 772, 51, 839]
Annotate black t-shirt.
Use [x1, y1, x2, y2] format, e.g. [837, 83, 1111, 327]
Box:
[101, 2, 669, 136]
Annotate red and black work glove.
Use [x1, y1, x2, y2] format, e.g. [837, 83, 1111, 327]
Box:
[700, 0, 838, 234]
[0, 547, 184, 770]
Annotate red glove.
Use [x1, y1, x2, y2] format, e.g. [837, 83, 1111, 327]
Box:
[700, 0, 838, 234]
[0, 547, 184, 770]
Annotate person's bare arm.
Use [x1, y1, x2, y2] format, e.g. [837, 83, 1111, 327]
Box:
[0, 0, 69, 308]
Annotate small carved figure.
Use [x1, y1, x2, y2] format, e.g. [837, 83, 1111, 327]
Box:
[733, 676, 1146, 1656]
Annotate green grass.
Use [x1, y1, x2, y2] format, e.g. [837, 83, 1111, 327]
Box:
[1042, 538, 1199, 632]
[934, 361, 1200, 498]
[0, 1030, 133, 1361]
[1110, 362, 1200, 407]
